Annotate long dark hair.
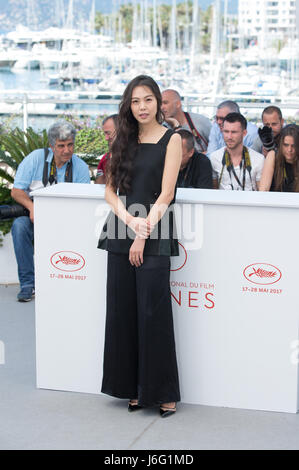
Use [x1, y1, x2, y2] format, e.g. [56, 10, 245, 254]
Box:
[107, 75, 164, 193]
[274, 125, 299, 192]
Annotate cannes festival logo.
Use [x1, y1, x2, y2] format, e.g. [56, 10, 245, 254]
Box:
[243, 263, 282, 286]
[50, 251, 86, 272]
[171, 242, 188, 272]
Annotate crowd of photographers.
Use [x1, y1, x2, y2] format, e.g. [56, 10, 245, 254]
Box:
[96, 92, 293, 194]
[1, 90, 297, 302]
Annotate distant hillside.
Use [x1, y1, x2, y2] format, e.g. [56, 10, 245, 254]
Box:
[0, 0, 238, 33]
[95, 0, 238, 14]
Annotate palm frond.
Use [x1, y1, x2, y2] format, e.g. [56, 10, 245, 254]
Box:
[0, 184, 12, 202]
[0, 168, 14, 184]
[1, 134, 25, 163]
[0, 149, 19, 171]
[0, 127, 48, 169]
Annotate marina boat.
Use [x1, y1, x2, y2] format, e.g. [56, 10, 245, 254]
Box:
[0, 52, 16, 71]
[0, 0, 298, 118]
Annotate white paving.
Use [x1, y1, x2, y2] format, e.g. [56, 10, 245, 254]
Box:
[1, 284, 299, 450]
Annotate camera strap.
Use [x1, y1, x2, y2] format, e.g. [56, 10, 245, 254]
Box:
[42, 148, 73, 187]
[184, 112, 208, 152]
[219, 147, 253, 191]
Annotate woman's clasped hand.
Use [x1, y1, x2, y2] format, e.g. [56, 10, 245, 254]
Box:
[128, 217, 154, 267]
[128, 216, 154, 239]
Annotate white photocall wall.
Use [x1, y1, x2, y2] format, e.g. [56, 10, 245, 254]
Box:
[33, 184, 299, 413]
[0, 233, 18, 284]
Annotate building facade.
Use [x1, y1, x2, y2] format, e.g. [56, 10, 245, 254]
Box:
[238, 0, 299, 42]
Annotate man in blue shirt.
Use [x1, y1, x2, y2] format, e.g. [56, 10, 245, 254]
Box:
[11, 120, 90, 302]
[207, 100, 258, 157]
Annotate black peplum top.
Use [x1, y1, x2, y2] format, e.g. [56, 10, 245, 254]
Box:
[97, 129, 179, 256]
[270, 162, 295, 192]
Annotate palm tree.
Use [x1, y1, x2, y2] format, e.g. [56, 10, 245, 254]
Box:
[0, 127, 48, 187]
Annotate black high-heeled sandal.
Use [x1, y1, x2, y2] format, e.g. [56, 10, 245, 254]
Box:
[160, 404, 176, 418]
[128, 400, 142, 412]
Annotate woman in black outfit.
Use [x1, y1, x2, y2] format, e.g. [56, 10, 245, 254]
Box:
[260, 125, 299, 192]
[98, 75, 182, 417]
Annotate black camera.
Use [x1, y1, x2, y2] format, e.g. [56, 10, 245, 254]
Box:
[258, 126, 275, 151]
[0, 204, 29, 220]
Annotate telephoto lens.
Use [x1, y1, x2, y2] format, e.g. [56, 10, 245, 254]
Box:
[0, 204, 29, 220]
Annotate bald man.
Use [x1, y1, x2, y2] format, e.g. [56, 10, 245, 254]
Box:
[161, 89, 211, 153]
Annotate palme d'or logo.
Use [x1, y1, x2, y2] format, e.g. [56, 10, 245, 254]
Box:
[50, 251, 86, 273]
[243, 263, 282, 286]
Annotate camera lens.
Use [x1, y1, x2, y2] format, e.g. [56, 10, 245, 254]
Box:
[0, 204, 29, 220]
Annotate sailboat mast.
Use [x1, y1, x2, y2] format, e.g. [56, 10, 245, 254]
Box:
[55, 0, 65, 28]
[89, 0, 96, 35]
[190, 0, 199, 74]
[27, 0, 38, 31]
[153, 0, 157, 48]
[224, 0, 228, 54]
[132, 0, 138, 43]
[66, 0, 74, 30]
[170, 0, 176, 57]
[184, 0, 189, 52]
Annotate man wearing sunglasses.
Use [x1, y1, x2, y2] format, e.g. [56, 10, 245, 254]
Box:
[207, 100, 258, 156]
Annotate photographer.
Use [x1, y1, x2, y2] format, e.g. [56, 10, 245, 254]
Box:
[210, 113, 264, 191]
[161, 89, 211, 152]
[175, 129, 213, 189]
[207, 100, 258, 157]
[10, 120, 90, 302]
[252, 106, 284, 157]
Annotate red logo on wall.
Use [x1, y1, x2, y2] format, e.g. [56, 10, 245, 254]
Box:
[171, 243, 187, 272]
[50, 251, 86, 272]
[243, 263, 282, 286]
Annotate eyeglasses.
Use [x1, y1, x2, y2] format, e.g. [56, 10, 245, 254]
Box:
[214, 115, 225, 123]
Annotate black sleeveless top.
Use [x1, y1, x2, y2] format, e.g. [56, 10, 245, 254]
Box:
[270, 162, 295, 192]
[98, 129, 179, 256]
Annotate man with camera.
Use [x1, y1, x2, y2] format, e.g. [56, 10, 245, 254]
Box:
[251, 106, 284, 156]
[207, 100, 258, 157]
[175, 129, 213, 189]
[210, 113, 264, 191]
[161, 89, 211, 153]
[10, 120, 90, 302]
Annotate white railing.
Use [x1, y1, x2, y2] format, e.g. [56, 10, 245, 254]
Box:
[1, 91, 299, 130]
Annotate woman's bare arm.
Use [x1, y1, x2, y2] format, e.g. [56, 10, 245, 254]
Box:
[146, 133, 182, 227]
[105, 182, 151, 239]
[259, 150, 276, 191]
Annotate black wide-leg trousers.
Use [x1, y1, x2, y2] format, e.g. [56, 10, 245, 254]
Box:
[101, 252, 181, 407]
